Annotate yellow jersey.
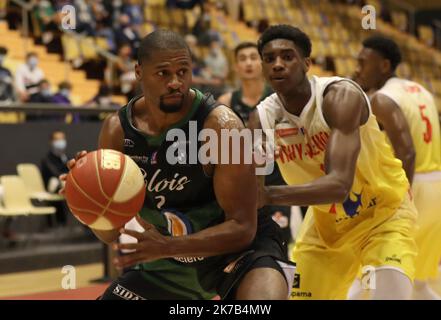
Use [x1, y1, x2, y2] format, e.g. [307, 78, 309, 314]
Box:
[257, 76, 409, 244]
[377, 77, 441, 173]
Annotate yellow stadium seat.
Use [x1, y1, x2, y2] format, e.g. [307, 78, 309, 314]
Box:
[16, 163, 64, 202]
[0, 176, 55, 216]
[62, 34, 81, 61]
[418, 25, 435, 47]
[80, 37, 98, 59]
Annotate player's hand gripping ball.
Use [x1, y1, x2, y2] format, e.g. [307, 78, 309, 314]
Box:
[64, 149, 146, 230]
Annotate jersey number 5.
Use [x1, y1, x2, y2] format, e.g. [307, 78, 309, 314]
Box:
[419, 104, 432, 143]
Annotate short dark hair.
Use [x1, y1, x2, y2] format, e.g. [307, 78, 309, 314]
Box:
[26, 51, 37, 59]
[257, 25, 312, 58]
[0, 46, 7, 55]
[234, 42, 258, 58]
[39, 79, 49, 86]
[137, 29, 191, 65]
[362, 35, 402, 71]
[58, 81, 72, 90]
[50, 130, 65, 140]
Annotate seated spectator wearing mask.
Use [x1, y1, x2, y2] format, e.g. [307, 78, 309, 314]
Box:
[15, 52, 45, 102]
[114, 14, 141, 51]
[29, 79, 53, 103]
[52, 81, 72, 104]
[203, 39, 228, 98]
[41, 130, 69, 228]
[0, 46, 15, 104]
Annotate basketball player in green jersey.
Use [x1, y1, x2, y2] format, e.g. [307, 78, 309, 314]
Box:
[61, 30, 294, 300]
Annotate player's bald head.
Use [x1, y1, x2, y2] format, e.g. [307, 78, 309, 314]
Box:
[137, 29, 191, 65]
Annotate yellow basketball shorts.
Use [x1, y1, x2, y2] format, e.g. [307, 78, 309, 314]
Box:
[290, 193, 418, 300]
[413, 171, 441, 281]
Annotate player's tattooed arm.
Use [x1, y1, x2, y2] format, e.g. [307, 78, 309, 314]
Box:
[163, 106, 258, 257]
[370, 93, 415, 184]
[262, 81, 368, 206]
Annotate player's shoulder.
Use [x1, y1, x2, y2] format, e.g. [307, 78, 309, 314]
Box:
[256, 92, 280, 111]
[204, 104, 244, 130]
[323, 78, 364, 103]
[102, 111, 124, 136]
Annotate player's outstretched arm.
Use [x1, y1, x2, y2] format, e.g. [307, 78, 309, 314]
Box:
[370, 93, 415, 184]
[262, 81, 368, 206]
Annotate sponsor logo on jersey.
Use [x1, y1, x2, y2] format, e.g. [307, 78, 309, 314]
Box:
[342, 192, 362, 217]
[290, 291, 312, 298]
[142, 168, 191, 193]
[292, 273, 301, 289]
[223, 251, 252, 273]
[163, 210, 193, 236]
[151, 151, 158, 164]
[112, 285, 146, 300]
[276, 127, 299, 137]
[130, 155, 148, 164]
[277, 131, 329, 164]
[385, 254, 402, 264]
[124, 139, 135, 148]
[162, 210, 205, 263]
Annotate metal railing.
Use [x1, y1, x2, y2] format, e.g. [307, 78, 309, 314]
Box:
[0, 103, 118, 114]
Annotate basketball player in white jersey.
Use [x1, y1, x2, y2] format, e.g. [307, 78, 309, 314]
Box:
[355, 35, 441, 299]
[251, 24, 418, 299]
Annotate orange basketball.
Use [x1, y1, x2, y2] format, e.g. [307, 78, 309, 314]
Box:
[64, 149, 146, 230]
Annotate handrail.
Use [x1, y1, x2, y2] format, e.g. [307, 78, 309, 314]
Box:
[0, 103, 118, 113]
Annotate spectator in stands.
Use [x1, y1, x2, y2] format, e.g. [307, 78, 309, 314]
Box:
[29, 79, 53, 103]
[87, 83, 119, 108]
[33, 0, 58, 44]
[15, 52, 45, 102]
[96, 20, 117, 53]
[121, 0, 143, 28]
[192, 2, 221, 46]
[0, 46, 15, 104]
[41, 130, 69, 228]
[185, 34, 208, 88]
[113, 44, 136, 101]
[203, 39, 228, 97]
[52, 81, 72, 104]
[73, 0, 96, 36]
[114, 13, 141, 52]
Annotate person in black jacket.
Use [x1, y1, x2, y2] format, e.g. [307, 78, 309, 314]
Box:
[41, 130, 69, 227]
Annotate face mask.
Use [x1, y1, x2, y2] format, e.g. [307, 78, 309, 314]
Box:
[52, 139, 66, 152]
[60, 89, 70, 98]
[41, 89, 51, 96]
[27, 57, 38, 69]
[99, 97, 111, 105]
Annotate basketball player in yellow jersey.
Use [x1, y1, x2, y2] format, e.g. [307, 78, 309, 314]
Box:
[355, 36, 441, 300]
[251, 25, 418, 299]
